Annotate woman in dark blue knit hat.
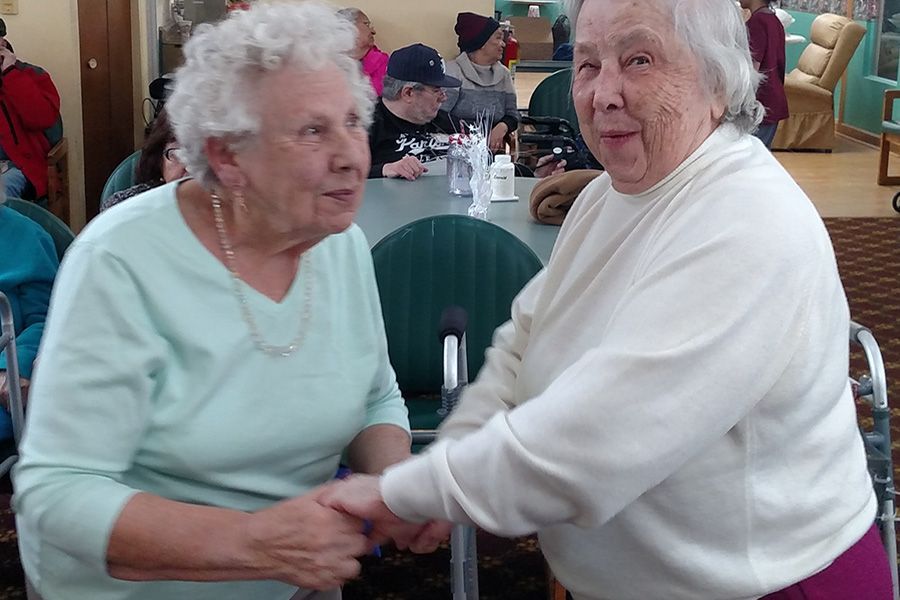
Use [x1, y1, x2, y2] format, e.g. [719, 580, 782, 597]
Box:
[442, 12, 519, 151]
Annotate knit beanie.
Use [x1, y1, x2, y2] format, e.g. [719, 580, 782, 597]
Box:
[455, 12, 500, 53]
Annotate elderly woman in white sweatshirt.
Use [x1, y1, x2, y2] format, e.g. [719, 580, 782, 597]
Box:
[441, 12, 519, 151]
[323, 0, 892, 598]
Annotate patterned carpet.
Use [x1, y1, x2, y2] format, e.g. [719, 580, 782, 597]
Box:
[827, 218, 900, 435]
[0, 217, 895, 600]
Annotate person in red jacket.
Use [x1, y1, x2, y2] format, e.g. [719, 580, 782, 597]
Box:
[0, 20, 61, 200]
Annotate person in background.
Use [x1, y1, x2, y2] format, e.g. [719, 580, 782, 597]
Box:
[13, 5, 446, 600]
[100, 109, 187, 212]
[338, 7, 388, 97]
[368, 44, 461, 180]
[320, 0, 892, 598]
[741, 0, 787, 147]
[442, 12, 519, 152]
[0, 18, 61, 200]
[551, 14, 573, 61]
[0, 176, 58, 437]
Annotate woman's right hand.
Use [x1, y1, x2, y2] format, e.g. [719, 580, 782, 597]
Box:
[242, 484, 371, 590]
[534, 155, 566, 178]
[382, 155, 427, 180]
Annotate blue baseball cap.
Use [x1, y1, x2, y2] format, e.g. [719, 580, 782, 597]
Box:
[386, 44, 461, 88]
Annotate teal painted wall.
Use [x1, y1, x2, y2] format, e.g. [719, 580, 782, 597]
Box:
[842, 20, 890, 133]
[495, 1, 562, 21]
[784, 11, 816, 69]
[786, 10, 897, 135]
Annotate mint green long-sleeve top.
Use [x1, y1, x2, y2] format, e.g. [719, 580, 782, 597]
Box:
[13, 183, 409, 600]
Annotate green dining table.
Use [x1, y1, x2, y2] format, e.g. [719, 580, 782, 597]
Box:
[356, 161, 561, 264]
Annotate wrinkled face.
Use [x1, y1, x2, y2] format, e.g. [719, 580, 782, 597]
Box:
[162, 142, 187, 182]
[573, 0, 722, 194]
[477, 28, 506, 63]
[235, 64, 369, 240]
[409, 84, 447, 124]
[485, 28, 506, 61]
[354, 12, 376, 56]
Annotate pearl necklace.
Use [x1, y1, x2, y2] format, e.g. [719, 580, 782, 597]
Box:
[210, 192, 313, 357]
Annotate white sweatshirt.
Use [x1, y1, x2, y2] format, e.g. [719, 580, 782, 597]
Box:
[381, 125, 876, 600]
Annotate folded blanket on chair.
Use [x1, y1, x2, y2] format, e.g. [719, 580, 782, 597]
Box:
[529, 169, 603, 225]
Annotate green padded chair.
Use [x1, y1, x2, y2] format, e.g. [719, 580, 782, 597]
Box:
[372, 214, 543, 431]
[528, 68, 579, 135]
[100, 150, 142, 207]
[7, 198, 75, 261]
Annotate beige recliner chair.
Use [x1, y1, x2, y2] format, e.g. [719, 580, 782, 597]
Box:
[772, 13, 865, 151]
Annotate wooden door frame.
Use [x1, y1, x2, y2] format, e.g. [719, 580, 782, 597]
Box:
[77, 0, 135, 220]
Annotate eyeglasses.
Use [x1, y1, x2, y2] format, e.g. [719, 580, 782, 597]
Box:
[413, 85, 446, 97]
[163, 147, 180, 161]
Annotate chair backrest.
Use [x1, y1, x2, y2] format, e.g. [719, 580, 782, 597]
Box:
[100, 150, 142, 205]
[528, 68, 579, 135]
[6, 198, 75, 260]
[46, 137, 70, 225]
[551, 14, 571, 50]
[372, 215, 543, 396]
[792, 14, 865, 92]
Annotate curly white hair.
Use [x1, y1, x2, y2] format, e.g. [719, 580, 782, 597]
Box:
[166, 1, 375, 187]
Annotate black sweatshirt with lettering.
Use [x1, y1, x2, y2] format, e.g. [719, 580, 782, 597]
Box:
[367, 99, 456, 178]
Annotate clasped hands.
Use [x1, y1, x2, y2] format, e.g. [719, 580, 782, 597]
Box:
[321, 474, 451, 554]
[245, 475, 451, 591]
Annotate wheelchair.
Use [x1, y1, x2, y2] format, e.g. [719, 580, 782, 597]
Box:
[516, 115, 602, 174]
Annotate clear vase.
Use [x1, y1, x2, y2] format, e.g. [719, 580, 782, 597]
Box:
[447, 138, 472, 197]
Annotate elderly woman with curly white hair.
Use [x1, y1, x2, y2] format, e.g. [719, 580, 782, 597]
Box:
[12, 4, 446, 600]
[323, 0, 894, 598]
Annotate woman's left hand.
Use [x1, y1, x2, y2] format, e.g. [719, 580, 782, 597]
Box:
[489, 123, 509, 152]
[0, 371, 29, 410]
[240, 485, 372, 589]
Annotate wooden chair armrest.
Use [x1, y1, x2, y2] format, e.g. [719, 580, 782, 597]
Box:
[45, 137, 70, 225]
[883, 90, 900, 122]
[47, 138, 68, 164]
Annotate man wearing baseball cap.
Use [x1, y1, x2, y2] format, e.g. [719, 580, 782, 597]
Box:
[368, 43, 461, 180]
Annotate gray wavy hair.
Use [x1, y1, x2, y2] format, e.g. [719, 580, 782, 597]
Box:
[564, 0, 763, 133]
[337, 7, 362, 22]
[167, 2, 375, 187]
[382, 75, 426, 102]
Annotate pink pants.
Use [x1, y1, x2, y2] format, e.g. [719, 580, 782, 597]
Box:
[761, 524, 893, 599]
